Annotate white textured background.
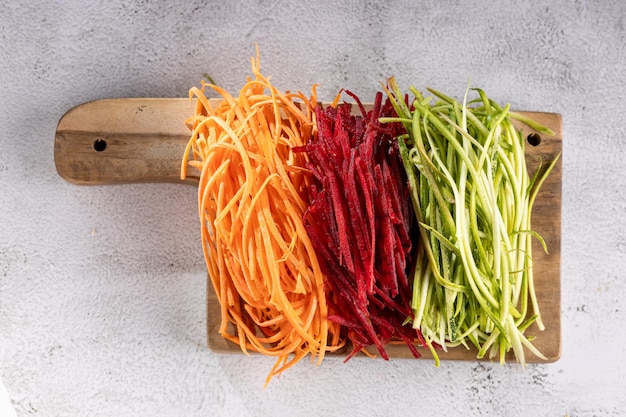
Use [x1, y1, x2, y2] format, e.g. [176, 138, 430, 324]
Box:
[1, 0, 624, 416]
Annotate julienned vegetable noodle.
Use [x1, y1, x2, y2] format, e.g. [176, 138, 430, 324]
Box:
[181, 54, 345, 387]
[181, 51, 560, 384]
[382, 78, 559, 366]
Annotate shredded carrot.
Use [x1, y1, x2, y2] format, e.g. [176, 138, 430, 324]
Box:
[182, 49, 345, 385]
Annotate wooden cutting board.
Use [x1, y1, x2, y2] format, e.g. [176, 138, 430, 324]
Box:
[55, 98, 562, 363]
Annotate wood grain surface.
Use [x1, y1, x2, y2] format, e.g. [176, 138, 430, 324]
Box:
[55, 98, 562, 363]
[55, 98, 197, 185]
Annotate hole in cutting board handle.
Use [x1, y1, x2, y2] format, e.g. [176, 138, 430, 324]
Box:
[527, 133, 542, 146]
[93, 138, 107, 152]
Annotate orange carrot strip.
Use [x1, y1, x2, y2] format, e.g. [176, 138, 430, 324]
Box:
[181, 54, 344, 384]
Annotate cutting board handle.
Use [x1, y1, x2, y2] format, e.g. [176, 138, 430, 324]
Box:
[54, 98, 200, 185]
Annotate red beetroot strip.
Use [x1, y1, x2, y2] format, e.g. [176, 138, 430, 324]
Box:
[297, 91, 424, 360]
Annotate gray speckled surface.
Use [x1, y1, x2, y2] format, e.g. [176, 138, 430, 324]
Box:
[1, 0, 625, 416]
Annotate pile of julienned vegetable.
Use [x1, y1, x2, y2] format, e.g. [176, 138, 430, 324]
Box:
[181, 53, 560, 385]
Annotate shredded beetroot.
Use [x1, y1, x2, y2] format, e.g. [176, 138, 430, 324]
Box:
[298, 91, 424, 360]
